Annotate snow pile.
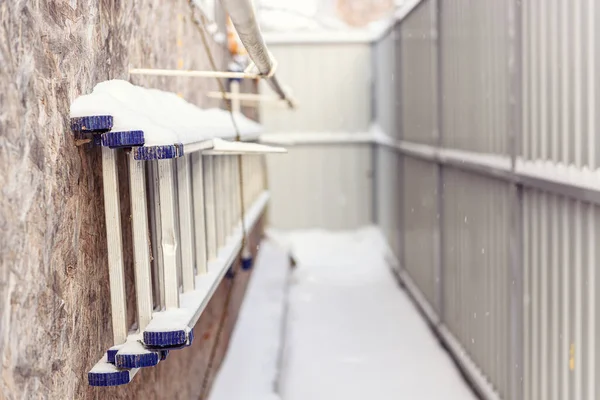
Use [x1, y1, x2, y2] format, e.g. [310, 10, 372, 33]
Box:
[255, 0, 398, 33]
[256, 0, 348, 32]
[70, 80, 262, 146]
[516, 157, 600, 190]
[211, 227, 476, 400]
[277, 226, 476, 399]
[209, 239, 290, 400]
[255, 0, 425, 40]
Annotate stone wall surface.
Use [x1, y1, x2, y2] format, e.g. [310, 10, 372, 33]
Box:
[0, 1, 259, 398]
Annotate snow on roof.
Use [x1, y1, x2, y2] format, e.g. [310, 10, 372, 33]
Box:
[70, 80, 262, 146]
[256, 0, 418, 44]
[256, 0, 347, 32]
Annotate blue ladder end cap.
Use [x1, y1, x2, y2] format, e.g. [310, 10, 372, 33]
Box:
[241, 256, 253, 271]
[88, 370, 131, 387]
[144, 329, 188, 348]
[144, 328, 194, 350]
[102, 131, 145, 148]
[133, 143, 184, 160]
[70, 116, 113, 132]
[115, 351, 160, 369]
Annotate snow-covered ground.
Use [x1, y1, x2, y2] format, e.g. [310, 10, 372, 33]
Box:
[209, 239, 289, 400]
[255, 0, 404, 33]
[210, 227, 476, 400]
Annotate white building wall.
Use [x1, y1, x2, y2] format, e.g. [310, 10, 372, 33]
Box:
[266, 144, 373, 230]
[261, 41, 376, 230]
[260, 43, 372, 133]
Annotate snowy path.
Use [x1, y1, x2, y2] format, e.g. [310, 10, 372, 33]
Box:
[209, 239, 289, 400]
[210, 227, 477, 400]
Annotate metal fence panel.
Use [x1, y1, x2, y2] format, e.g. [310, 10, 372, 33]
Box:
[260, 43, 372, 133]
[441, 168, 511, 398]
[440, 0, 509, 155]
[375, 146, 403, 259]
[266, 144, 373, 230]
[390, 0, 600, 398]
[399, 0, 438, 145]
[521, 0, 598, 167]
[403, 157, 439, 312]
[374, 31, 397, 138]
[522, 189, 598, 400]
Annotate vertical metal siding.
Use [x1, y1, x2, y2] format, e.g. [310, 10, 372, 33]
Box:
[441, 169, 511, 398]
[518, 2, 599, 399]
[266, 145, 373, 230]
[260, 42, 376, 231]
[402, 157, 438, 312]
[394, 22, 404, 141]
[392, 1, 600, 398]
[522, 0, 598, 168]
[399, 0, 438, 145]
[440, 0, 509, 155]
[397, 0, 440, 314]
[522, 191, 598, 400]
[375, 146, 403, 259]
[374, 32, 396, 137]
[260, 43, 372, 133]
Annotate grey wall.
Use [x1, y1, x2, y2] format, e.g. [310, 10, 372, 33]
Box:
[389, 0, 600, 399]
[261, 43, 372, 133]
[262, 41, 375, 230]
[266, 144, 374, 230]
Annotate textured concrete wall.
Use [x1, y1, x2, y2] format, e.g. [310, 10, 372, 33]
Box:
[0, 1, 258, 398]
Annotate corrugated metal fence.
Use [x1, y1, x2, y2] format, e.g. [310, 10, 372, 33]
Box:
[383, 1, 600, 399]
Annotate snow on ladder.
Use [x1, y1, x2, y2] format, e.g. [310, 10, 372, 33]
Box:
[70, 82, 285, 387]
